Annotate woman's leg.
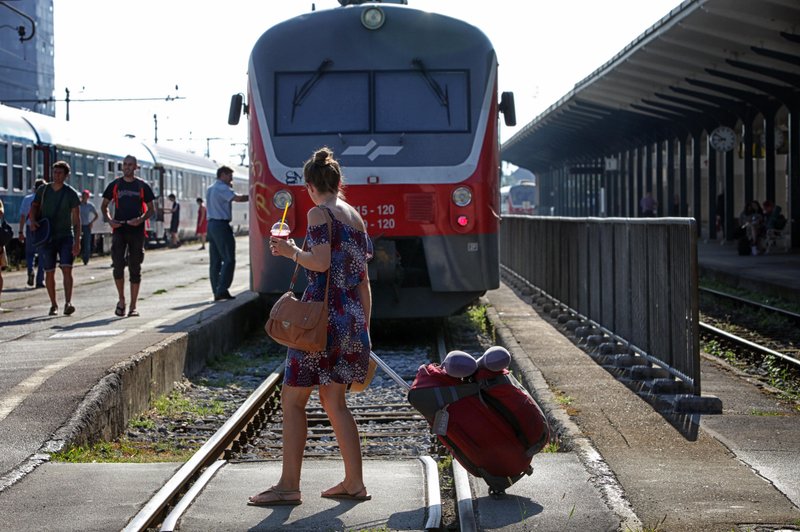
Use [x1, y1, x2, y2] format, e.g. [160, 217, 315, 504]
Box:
[277, 384, 313, 490]
[319, 382, 366, 495]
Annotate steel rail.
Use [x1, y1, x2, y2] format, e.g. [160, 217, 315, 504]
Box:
[699, 321, 800, 369]
[122, 370, 283, 532]
[700, 287, 800, 326]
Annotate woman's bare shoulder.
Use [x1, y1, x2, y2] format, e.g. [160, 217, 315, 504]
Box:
[307, 206, 328, 226]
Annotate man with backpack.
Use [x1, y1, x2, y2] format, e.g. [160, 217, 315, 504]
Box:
[101, 155, 156, 317]
[29, 161, 82, 316]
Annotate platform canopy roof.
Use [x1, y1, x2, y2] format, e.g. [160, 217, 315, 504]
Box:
[501, 0, 800, 173]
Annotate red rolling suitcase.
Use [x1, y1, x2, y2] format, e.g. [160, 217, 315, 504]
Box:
[406, 362, 551, 495]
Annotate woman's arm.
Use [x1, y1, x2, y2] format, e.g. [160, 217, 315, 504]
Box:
[269, 207, 331, 272]
[357, 270, 372, 331]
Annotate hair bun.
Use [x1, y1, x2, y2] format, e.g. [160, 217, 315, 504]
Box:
[313, 147, 333, 166]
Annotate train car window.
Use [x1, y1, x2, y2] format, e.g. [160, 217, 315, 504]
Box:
[34, 148, 44, 182]
[12, 145, 24, 191]
[74, 154, 85, 192]
[0, 141, 7, 190]
[24, 146, 33, 191]
[275, 71, 369, 135]
[177, 171, 184, 200]
[96, 158, 105, 181]
[107, 160, 116, 179]
[375, 70, 469, 133]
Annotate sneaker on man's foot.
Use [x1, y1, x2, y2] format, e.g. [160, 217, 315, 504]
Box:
[27, 272, 34, 287]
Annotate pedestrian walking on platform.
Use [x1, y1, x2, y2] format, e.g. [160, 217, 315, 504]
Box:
[166, 193, 180, 247]
[205, 165, 248, 301]
[79, 189, 98, 265]
[101, 155, 156, 318]
[29, 161, 82, 316]
[195, 198, 207, 250]
[18, 178, 46, 287]
[249, 147, 373, 506]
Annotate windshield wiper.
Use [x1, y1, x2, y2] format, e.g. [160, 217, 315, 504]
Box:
[412, 58, 451, 125]
[292, 59, 333, 121]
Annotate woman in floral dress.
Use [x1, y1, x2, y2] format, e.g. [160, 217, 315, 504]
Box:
[250, 147, 373, 506]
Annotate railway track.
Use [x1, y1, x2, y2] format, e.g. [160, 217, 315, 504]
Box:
[122, 328, 463, 531]
[699, 287, 800, 399]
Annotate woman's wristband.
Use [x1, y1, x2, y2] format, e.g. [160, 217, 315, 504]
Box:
[293, 250, 300, 262]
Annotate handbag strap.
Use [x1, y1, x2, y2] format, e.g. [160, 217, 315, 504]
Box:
[287, 206, 333, 305]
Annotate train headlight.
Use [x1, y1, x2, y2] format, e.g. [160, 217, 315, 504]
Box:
[452, 186, 472, 207]
[272, 190, 293, 209]
[361, 6, 385, 30]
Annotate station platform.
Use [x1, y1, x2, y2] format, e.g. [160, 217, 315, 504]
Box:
[1, 235, 799, 530]
[697, 239, 800, 303]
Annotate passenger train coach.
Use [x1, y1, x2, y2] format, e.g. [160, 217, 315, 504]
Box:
[0, 103, 248, 254]
[229, 0, 516, 318]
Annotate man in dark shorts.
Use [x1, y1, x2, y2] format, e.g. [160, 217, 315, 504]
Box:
[29, 161, 82, 316]
[101, 155, 156, 317]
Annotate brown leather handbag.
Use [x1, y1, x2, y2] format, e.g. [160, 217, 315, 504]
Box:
[266, 210, 332, 352]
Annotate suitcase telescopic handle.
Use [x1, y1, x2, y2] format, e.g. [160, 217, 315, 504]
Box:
[370, 351, 411, 391]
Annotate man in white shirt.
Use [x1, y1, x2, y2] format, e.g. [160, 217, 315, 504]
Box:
[206, 166, 248, 301]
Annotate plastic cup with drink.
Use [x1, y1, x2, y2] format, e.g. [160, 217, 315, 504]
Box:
[270, 221, 290, 239]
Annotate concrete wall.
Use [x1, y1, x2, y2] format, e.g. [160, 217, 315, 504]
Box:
[48, 294, 267, 448]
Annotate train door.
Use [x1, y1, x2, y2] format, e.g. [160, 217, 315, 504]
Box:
[152, 165, 165, 243]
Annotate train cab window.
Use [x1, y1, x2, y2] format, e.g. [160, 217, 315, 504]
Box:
[375, 70, 469, 133]
[275, 71, 369, 135]
[12, 144, 24, 191]
[0, 141, 7, 190]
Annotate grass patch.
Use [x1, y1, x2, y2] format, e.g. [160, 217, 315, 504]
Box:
[750, 409, 787, 417]
[466, 304, 489, 336]
[51, 438, 196, 463]
[152, 390, 225, 418]
[542, 441, 560, 453]
[129, 415, 156, 430]
[152, 288, 168, 295]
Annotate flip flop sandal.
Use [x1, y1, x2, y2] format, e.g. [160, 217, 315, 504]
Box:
[128, 308, 140, 317]
[320, 483, 371, 501]
[115, 302, 125, 317]
[49, 305, 58, 316]
[247, 486, 302, 506]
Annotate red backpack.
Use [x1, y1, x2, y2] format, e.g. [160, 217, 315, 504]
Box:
[408, 363, 551, 495]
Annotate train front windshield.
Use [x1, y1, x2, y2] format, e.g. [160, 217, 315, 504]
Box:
[275, 70, 469, 135]
[510, 186, 535, 206]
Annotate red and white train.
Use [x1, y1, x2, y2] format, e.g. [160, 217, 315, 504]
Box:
[230, 1, 515, 318]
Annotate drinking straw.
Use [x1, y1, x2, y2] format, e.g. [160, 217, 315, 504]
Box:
[279, 201, 289, 230]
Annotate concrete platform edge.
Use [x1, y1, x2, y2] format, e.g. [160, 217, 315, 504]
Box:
[0, 293, 266, 494]
[481, 295, 643, 531]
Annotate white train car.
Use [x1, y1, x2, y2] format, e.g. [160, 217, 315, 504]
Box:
[0, 103, 248, 253]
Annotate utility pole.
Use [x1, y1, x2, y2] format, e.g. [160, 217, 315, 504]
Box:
[65, 88, 70, 121]
[153, 114, 158, 144]
[206, 137, 223, 158]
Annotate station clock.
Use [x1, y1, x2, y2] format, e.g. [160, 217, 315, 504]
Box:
[709, 126, 736, 152]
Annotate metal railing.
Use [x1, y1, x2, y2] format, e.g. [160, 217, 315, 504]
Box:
[500, 216, 700, 394]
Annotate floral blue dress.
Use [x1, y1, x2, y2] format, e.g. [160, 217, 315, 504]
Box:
[284, 206, 373, 386]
